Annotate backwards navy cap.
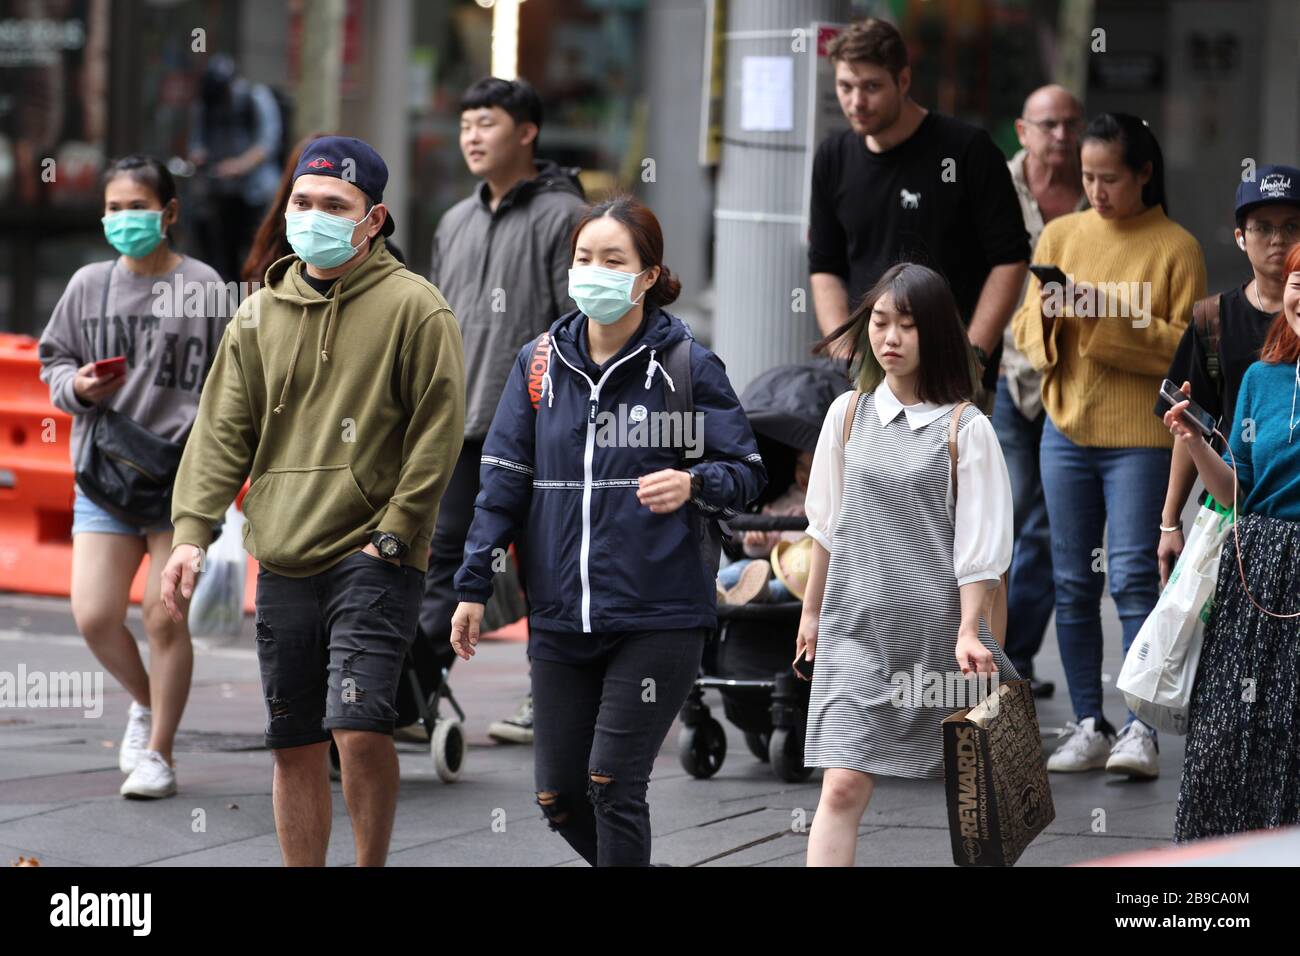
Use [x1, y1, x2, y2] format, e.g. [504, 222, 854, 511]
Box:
[1235, 164, 1300, 222]
[293, 135, 395, 236]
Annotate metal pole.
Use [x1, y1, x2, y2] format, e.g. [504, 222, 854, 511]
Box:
[712, 0, 852, 395]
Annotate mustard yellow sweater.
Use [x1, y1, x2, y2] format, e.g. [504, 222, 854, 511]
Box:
[1012, 205, 1206, 448]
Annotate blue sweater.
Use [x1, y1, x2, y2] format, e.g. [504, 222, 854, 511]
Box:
[1223, 359, 1300, 521]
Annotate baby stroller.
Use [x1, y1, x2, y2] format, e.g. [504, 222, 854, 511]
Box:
[677, 358, 851, 782]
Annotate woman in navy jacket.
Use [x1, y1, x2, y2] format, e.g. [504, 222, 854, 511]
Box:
[451, 195, 765, 866]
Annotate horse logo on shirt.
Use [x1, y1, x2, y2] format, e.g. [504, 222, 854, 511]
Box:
[900, 189, 921, 209]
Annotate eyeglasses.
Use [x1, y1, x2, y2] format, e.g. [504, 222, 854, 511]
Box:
[1244, 221, 1300, 241]
[1022, 117, 1084, 135]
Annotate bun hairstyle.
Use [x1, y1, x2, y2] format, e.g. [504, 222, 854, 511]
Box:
[570, 194, 681, 310]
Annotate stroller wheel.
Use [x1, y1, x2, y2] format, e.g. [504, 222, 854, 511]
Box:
[430, 718, 465, 783]
[328, 740, 342, 781]
[744, 731, 771, 763]
[768, 727, 813, 783]
[678, 717, 727, 779]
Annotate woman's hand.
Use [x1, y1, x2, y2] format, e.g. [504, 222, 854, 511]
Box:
[637, 469, 692, 514]
[795, 610, 819, 671]
[72, 361, 126, 404]
[955, 628, 996, 676]
[1162, 379, 1206, 447]
[1157, 526, 1184, 589]
[450, 602, 485, 661]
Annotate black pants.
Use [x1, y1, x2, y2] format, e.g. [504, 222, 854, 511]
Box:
[531, 629, 705, 866]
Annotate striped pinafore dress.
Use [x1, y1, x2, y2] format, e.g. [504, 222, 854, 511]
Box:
[803, 391, 1018, 778]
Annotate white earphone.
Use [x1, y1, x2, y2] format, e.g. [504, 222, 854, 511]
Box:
[1237, 235, 1246, 251]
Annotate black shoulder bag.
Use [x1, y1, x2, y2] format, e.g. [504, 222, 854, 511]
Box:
[74, 268, 187, 526]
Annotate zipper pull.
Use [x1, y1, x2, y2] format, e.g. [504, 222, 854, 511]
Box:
[588, 399, 598, 423]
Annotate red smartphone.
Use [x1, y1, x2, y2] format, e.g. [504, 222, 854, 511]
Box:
[92, 356, 126, 378]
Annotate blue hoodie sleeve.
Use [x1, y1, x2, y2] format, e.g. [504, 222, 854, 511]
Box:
[685, 346, 767, 517]
[454, 343, 537, 603]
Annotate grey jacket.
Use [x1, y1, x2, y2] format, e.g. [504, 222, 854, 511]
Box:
[431, 160, 586, 438]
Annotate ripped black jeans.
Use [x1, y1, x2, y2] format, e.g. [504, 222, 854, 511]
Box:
[254, 551, 422, 749]
[530, 628, 706, 866]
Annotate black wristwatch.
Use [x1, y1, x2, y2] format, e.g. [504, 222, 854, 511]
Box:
[370, 531, 408, 560]
[971, 344, 991, 368]
[689, 470, 703, 499]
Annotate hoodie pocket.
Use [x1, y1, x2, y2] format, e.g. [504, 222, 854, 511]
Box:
[242, 464, 374, 569]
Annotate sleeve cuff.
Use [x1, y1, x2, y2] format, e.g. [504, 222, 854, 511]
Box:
[171, 516, 215, 552]
[60, 377, 95, 413]
[956, 570, 1001, 587]
[457, 589, 492, 605]
[378, 502, 422, 546]
[806, 525, 833, 552]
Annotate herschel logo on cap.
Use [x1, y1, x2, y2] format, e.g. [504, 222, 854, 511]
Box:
[306, 158, 335, 169]
[1260, 172, 1292, 199]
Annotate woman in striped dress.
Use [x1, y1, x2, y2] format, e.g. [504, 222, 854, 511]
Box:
[799, 263, 1017, 866]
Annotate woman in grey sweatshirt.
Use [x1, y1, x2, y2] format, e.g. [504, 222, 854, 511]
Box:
[38, 155, 229, 800]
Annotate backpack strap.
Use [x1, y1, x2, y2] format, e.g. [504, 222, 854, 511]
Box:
[526, 333, 553, 411]
[1191, 293, 1222, 387]
[947, 401, 972, 493]
[841, 389, 862, 444]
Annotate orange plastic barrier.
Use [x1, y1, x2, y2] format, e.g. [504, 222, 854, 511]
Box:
[0, 333, 257, 612]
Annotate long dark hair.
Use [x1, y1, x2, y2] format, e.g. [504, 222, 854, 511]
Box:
[814, 262, 979, 405]
[1081, 112, 1168, 214]
[241, 131, 329, 283]
[569, 194, 681, 311]
[102, 155, 179, 243]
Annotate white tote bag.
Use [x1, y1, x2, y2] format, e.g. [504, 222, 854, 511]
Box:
[1117, 501, 1232, 735]
[187, 505, 248, 637]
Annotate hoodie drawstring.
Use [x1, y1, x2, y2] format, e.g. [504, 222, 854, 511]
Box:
[320, 288, 340, 363]
[644, 349, 675, 393]
[273, 306, 310, 415]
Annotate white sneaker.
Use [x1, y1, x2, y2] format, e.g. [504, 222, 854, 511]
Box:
[1047, 717, 1114, 772]
[1106, 721, 1159, 779]
[120, 750, 177, 799]
[487, 695, 534, 744]
[119, 701, 152, 773]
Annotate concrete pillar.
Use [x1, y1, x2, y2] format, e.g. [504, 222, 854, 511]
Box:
[712, 0, 852, 394]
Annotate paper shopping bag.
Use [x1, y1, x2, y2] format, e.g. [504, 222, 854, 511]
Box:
[941, 679, 1055, 867]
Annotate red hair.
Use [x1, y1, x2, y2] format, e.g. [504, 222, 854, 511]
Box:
[1259, 242, 1300, 364]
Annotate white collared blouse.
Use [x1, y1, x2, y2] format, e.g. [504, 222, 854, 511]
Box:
[804, 382, 1014, 587]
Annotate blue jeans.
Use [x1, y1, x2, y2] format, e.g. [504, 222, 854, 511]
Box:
[717, 558, 793, 601]
[991, 377, 1055, 680]
[1040, 417, 1168, 734]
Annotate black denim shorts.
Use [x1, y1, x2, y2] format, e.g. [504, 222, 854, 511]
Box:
[254, 550, 423, 749]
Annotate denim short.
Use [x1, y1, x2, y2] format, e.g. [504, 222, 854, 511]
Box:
[254, 550, 424, 748]
[71, 488, 172, 537]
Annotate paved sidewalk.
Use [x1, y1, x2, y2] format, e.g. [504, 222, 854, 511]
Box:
[0, 592, 1182, 866]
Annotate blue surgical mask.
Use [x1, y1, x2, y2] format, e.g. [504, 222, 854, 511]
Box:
[102, 210, 165, 258]
[568, 265, 647, 325]
[284, 206, 373, 269]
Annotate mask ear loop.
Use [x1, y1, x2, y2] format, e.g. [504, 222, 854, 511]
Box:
[1219, 423, 1300, 620]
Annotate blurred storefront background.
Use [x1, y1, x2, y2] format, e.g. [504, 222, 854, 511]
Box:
[2, 0, 1297, 340]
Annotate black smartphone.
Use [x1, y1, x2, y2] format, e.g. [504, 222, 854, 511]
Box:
[1028, 263, 1069, 287]
[793, 651, 814, 681]
[1157, 379, 1216, 438]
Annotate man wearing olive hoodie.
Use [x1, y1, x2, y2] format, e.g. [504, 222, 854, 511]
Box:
[159, 136, 465, 866]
